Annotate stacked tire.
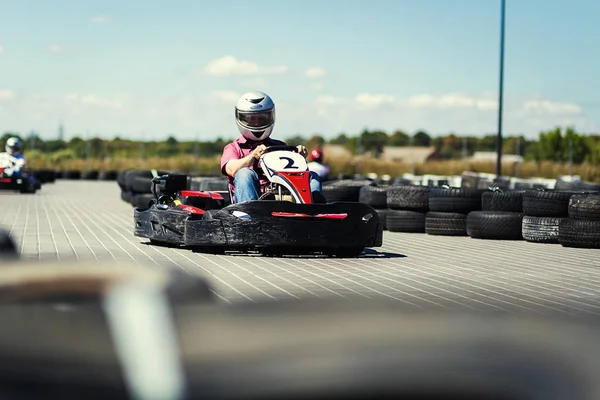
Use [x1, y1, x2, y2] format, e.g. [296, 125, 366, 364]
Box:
[322, 179, 376, 203]
[426, 188, 486, 236]
[521, 189, 585, 244]
[466, 190, 524, 240]
[384, 185, 430, 233]
[117, 169, 166, 209]
[358, 186, 388, 229]
[558, 193, 600, 248]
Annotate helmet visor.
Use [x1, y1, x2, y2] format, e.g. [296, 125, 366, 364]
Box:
[8, 145, 20, 153]
[236, 109, 274, 129]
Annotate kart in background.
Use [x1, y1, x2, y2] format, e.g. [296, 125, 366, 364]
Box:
[0, 155, 40, 194]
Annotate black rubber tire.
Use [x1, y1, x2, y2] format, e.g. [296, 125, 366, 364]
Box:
[116, 170, 129, 190]
[425, 212, 468, 236]
[325, 179, 377, 188]
[481, 190, 524, 212]
[358, 186, 387, 209]
[98, 171, 118, 181]
[428, 188, 485, 214]
[132, 176, 153, 193]
[522, 216, 564, 244]
[125, 170, 168, 192]
[558, 218, 600, 249]
[61, 170, 81, 180]
[322, 185, 361, 202]
[523, 189, 590, 218]
[568, 193, 600, 221]
[386, 185, 429, 211]
[0, 228, 18, 261]
[132, 193, 154, 210]
[576, 181, 600, 191]
[81, 170, 99, 180]
[120, 191, 132, 204]
[386, 210, 426, 233]
[392, 177, 412, 185]
[466, 211, 524, 240]
[374, 209, 388, 230]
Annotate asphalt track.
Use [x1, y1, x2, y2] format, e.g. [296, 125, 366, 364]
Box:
[1, 180, 600, 316]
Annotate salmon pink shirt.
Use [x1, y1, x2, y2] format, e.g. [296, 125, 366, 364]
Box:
[220, 136, 287, 195]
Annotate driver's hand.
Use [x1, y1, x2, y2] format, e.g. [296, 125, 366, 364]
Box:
[297, 145, 308, 158]
[252, 144, 267, 159]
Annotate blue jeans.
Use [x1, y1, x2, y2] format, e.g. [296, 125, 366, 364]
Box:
[233, 167, 322, 203]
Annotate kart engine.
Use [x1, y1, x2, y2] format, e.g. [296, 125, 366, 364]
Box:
[264, 182, 295, 202]
[151, 174, 188, 206]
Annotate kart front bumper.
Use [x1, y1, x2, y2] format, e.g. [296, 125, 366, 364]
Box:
[134, 201, 383, 252]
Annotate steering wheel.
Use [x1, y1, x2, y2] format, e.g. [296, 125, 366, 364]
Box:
[264, 145, 298, 154]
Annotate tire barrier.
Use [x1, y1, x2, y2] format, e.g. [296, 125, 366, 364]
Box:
[119, 170, 600, 249]
[521, 189, 587, 244]
[558, 192, 600, 249]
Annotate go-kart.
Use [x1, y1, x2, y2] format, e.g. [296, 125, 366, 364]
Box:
[0, 154, 39, 194]
[134, 146, 383, 256]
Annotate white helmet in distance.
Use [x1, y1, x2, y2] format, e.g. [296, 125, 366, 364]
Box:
[235, 91, 275, 142]
[5, 137, 22, 155]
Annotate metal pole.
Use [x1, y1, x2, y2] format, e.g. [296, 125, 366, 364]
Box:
[409, 134, 414, 175]
[194, 132, 199, 174]
[85, 129, 91, 172]
[515, 137, 520, 178]
[496, 0, 506, 178]
[140, 132, 145, 169]
[569, 138, 573, 176]
[30, 131, 35, 171]
[462, 137, 467, 172]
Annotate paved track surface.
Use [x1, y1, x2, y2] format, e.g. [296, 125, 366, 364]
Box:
[1, 180, 600, 316]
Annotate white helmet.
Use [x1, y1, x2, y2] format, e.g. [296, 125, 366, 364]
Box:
[235, 91, 275, 142]
[5, 137, 22, 155]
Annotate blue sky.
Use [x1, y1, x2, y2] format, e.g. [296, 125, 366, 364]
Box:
[0, 0, 599, 141]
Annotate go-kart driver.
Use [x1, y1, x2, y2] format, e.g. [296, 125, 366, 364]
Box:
[220, 91, 324, 203]
[0, 137, 26, 178]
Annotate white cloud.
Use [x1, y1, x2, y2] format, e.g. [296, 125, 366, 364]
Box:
[203, 56, 287, 76]
[305, 67, 326, 78]
[355, 93, 395, 109]
[48, 44, 63, 53]
[0, 89, 14, 100]
[0, 45, 4, 53]
[90, 16, 109, 23]
[522, 100, 581, 115]
[210, 90, 241, 104]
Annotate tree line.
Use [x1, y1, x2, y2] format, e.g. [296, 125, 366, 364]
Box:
[2, 126, 599, 164]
